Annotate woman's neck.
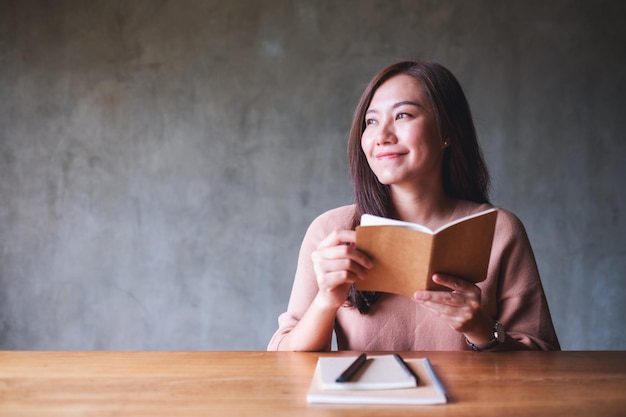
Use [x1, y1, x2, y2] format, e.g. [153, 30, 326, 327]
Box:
[390, 185, 458, 229]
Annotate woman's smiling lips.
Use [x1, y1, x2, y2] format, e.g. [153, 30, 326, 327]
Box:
[375, 151, 407, 160]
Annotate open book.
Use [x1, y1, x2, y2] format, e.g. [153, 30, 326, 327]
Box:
[307, 355, 448, 405]
[355, 208, 497, 296]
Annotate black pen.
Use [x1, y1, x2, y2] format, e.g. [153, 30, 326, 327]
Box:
[335, 353, 367, 383]
[393, 354, 419, 385]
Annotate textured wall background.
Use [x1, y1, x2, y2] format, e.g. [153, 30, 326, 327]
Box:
[1, 0, 624, 350]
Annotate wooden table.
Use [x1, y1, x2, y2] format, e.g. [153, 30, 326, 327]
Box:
[0, 351, 624, 416]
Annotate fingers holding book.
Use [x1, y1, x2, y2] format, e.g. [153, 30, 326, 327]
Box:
[412, 273, 485, 333]
[311, 230, 374, 309]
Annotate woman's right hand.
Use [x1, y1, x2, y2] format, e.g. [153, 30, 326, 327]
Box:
[310, 230, 373, 310]
[274, 230, 373, 351]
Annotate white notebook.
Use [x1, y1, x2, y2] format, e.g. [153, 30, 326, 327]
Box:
[318, 354, 417, 390]
[307, 355, 448, 405]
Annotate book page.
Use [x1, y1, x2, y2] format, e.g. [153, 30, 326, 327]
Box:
[432, 208, 496, 233]
[360, 214, 434, 233]
[360, 208, 496, 234]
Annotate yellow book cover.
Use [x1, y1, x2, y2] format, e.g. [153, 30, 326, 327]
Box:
[355, 208, 497, 296]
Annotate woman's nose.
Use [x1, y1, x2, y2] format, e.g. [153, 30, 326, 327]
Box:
[375, 120, 397, 145]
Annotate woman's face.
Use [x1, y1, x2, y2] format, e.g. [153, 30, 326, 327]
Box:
[361, 74, 446, 189]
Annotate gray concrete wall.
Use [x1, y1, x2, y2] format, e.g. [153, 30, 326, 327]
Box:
[1, 0, 624, 350]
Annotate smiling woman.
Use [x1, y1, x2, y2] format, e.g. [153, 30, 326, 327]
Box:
[361, 74, 446, 197]
[267, 61, 560, 353]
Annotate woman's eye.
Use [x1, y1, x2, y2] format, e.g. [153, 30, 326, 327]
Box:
[396, 112, 411, 120]
[365, 118, 377, 125]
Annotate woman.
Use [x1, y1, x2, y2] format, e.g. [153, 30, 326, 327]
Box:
[268, 61, 560, 352]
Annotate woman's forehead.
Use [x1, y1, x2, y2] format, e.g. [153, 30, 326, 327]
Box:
[368, 74, 429, 110]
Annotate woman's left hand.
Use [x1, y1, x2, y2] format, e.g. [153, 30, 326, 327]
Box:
[413, 273, 493, 343]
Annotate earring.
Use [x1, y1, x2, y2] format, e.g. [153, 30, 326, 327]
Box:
[443, 141, 449, 147]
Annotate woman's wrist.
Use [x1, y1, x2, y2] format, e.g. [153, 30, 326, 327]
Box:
[463, 312, 496, 345]
[465, 321, 506, 351]
[312, 292, 343, 314]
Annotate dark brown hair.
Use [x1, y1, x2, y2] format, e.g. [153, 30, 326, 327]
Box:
[346, 61, 491, 313]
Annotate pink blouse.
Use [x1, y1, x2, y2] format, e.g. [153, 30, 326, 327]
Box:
[268, 201, 560, 351]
